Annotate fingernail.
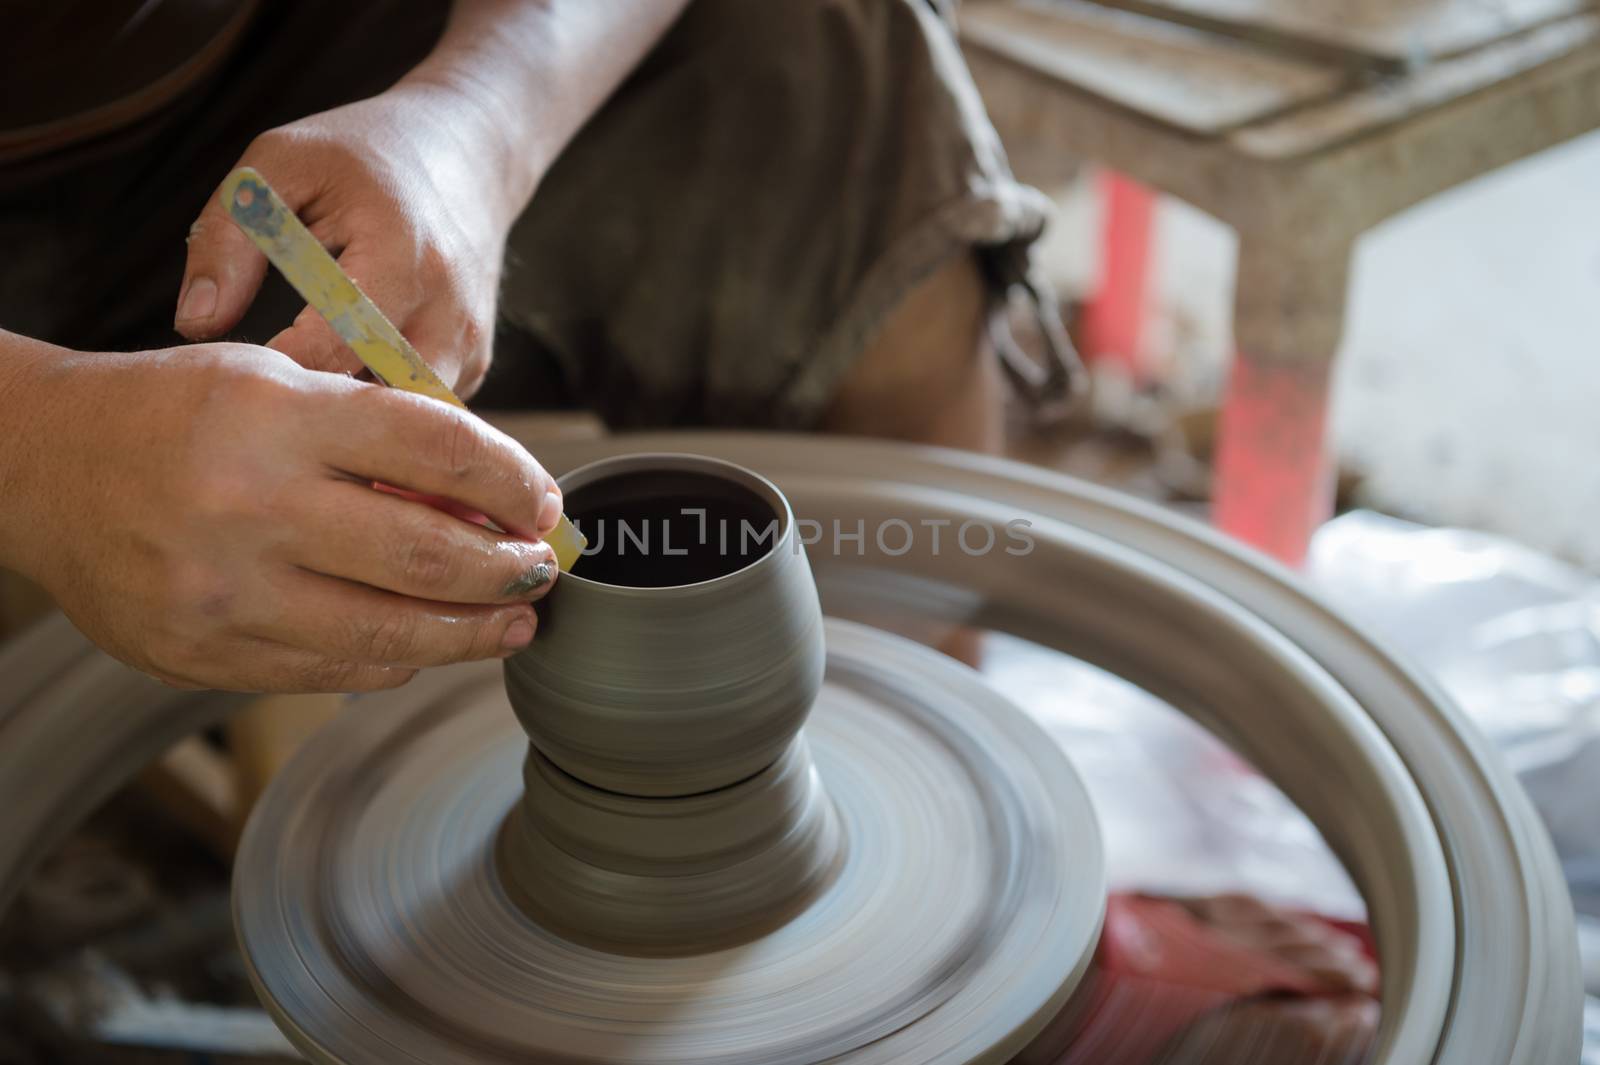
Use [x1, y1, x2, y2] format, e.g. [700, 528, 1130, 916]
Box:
[176, 277, 218, 324]
[500, 616, 536, 653]
[502, 558, 556, 599]
[538, 489, 564, 536]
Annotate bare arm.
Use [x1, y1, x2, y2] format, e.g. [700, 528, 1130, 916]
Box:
[404, 0, 694, 220]
[0, 331, 58, 575]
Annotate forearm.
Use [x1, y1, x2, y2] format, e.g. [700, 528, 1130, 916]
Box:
[400, 0, 692, 220]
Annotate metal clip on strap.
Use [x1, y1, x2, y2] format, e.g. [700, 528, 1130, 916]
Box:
[983, 243, 1087, 426]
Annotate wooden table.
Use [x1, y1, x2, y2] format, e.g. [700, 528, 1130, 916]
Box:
[960, 0, 1600, 564]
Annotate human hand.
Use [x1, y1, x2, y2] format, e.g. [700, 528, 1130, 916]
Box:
[1173, 893, 1378, 995]
[3, 342, 562, 692]
[1160, 994, 1380, 1064]
[176, 85, 520, 397]
[1161, 894, 1379, 1064]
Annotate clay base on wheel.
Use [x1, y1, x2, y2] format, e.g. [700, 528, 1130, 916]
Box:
[499, 733, 847, 956]
[234, 620, 1104, 1065]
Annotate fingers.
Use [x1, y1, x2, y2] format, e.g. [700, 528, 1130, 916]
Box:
[256, 568, 539, 669]
[1179, 893, 1274, 923]
[1276, 939, 1379, 995]
[289, 480, 558, 604]
[1166, 996, 1377, 1065]
[267, 242, 425, 377]
[1177, 893, 1378, 996]
[155, 635, 417, 695]
[403, 294, 487, 396]
[175, 183, 275, 340]
[268, 305, 366, 377]
[321, 387, 564, 540]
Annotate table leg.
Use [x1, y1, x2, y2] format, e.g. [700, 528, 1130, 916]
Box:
[1082, 170, 1156, 380]
[1213, 242, 1352, 567]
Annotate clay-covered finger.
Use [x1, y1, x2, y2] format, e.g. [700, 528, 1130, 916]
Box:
[289, 481, 558, 604]
[319, 386, 563, 540]
[257, 570, 539, 668]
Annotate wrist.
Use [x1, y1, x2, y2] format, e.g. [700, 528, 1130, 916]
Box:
[0, 333, 76, 574]
[394, 63, 550, 228]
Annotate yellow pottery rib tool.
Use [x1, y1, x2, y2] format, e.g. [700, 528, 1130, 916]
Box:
[221, 166, 585, 572]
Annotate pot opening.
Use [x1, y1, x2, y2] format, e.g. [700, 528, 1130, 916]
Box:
[564, 469, 782, 588]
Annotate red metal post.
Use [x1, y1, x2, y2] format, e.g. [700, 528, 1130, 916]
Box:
[1081, 170, 1157, 381]
[1211, 352, 1336, 567]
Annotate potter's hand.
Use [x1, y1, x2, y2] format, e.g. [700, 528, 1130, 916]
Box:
[172, 0, 695, 398]
[176, 85, 511, 397]
[0, 339, 562, 693]
[1159, 995, 1379, 1065]
[1158, 894, 1378, 1065]
[1173, 893, 1377, 995]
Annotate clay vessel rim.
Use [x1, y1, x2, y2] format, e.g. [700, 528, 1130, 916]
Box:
[555, 452, 795, 595]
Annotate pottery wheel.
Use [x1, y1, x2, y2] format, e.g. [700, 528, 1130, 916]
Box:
[234, 619, 1105, 1065]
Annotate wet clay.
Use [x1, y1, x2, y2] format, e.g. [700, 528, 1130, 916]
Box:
[501, 456, 834, 949]
[506, 456, 825, 799]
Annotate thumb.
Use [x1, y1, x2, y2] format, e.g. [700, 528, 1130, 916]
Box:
[174, 181, 272, 340]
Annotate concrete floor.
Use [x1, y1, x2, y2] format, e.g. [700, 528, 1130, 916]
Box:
[1034, 128, 1600, 571]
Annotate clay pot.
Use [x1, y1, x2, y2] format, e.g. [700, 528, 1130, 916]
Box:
[503, 453, 826, 798]
[501, 454, 836, 952]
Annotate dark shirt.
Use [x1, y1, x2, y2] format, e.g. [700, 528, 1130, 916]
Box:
[0, 0, 256, 163]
